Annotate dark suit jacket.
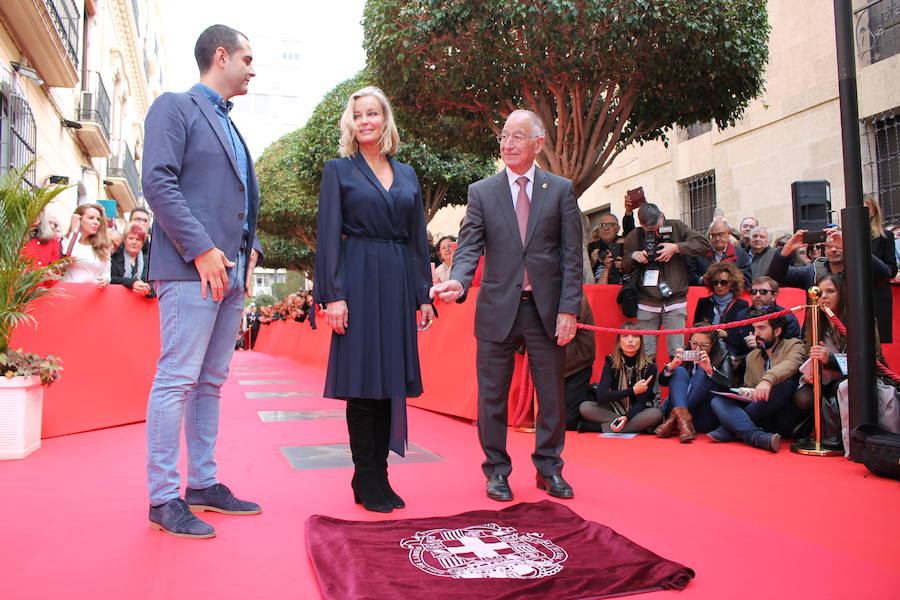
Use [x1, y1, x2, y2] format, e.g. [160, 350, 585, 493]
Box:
[142, 84, 262, 282]
[451, 168, 583, 342]
[110, 247, 155, 297]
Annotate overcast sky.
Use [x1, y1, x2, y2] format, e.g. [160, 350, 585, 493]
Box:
[158, 0, 367, 127]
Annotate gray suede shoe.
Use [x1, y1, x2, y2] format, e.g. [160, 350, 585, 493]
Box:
[185, 483, 261, 515]
[149, 498, 215, 539]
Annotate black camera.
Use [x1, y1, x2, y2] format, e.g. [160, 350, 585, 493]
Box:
[642, 226, 673, 263]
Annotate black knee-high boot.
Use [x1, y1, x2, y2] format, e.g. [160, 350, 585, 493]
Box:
[346, 399, 392, 513]
[374, 399, 405, 509]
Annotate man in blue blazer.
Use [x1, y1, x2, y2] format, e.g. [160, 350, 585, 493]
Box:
[432, 110, 583, 501]
[142, 24, 263, 539]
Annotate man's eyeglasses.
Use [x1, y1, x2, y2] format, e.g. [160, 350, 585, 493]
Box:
[496, 133, 539, 144]
[709, 231, 730, 238]
[749, 289, 773, 295]
[712, 279, 731, 287]
[598, 222, 618, 229]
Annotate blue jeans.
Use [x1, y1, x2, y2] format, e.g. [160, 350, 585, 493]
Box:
[710, 378, 796, 445]
[665, 366, 719, 433]
[146, 255, 246, 505]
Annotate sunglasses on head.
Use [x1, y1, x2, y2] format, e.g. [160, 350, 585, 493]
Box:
[749, 289, 773, 295]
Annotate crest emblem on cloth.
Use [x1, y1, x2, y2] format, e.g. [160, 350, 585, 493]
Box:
[400, 522, 567, 579]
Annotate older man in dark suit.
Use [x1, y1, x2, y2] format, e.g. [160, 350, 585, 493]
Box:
[142, 24, 263, 539]
[431, 110, 583, 501]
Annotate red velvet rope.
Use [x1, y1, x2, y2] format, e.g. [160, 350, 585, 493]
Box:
[821, 308, 900, 384]
[575, 305, 804, 336]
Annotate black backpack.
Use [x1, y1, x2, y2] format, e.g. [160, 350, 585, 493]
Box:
[851, 424, 900, 481]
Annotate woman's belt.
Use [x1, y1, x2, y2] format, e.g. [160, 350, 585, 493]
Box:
[344, 235, 407, 244]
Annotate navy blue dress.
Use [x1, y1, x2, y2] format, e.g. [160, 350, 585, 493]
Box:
[313, 153, 432, 455]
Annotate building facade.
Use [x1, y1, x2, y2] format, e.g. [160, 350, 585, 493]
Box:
[0, 0, 163, 227]
[577, 0, 900, 239]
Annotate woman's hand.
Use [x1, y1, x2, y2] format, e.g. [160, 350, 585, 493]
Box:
[809, 342, 830, 365]
[696, 350, 713, 375]
[69, 213, 81, 236]
[610, 415, 628, 432]
[632, 375, 653, 395]
[132, 280, 152, 296]
[418, 304, 435, 332]
[667, 349, 684, 372]
[325, 300, 349, 334]
[96, 275, 109, 288]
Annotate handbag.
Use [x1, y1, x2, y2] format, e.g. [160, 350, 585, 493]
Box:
[616, 276, 638, 318]
[852, 424, 900, 481]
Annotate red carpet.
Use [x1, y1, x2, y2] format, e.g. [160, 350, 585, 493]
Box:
[1, 351, 898, 599]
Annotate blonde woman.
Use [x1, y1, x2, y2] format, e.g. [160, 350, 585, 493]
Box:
[61, 203, 111, 287]
[864, 194, 898, 342]
[314, 86, 434, 513]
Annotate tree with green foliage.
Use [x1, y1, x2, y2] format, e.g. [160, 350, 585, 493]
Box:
[254, 129, 318, 272]
[364, 0, 770, 197]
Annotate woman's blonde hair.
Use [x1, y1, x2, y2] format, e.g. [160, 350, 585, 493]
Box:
[338, 86, 400, 157]
[864, 194, 885, 239]
[74, 203, 110, 261]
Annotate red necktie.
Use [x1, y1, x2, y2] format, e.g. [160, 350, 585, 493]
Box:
[516, 176, 532, 291]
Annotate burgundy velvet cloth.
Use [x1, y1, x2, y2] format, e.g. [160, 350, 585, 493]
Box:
[306, 500, 694, 599]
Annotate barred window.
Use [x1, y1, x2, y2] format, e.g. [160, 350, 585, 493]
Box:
[856, 0, 900, 65]
[0, 79, 37, 187]
[864, 110, 900, 223]
[680, 171, 717, 231]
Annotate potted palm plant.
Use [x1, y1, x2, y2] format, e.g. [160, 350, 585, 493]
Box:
[0, 165, 69, 459]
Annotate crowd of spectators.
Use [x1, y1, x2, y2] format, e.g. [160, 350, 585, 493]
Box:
[21, 187, 900, 456]
[569, 191, 900, 454]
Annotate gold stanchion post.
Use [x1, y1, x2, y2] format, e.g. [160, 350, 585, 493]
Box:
[791, 286, 843, 456]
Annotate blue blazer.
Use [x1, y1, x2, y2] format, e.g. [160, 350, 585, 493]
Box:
[142, 84, 262, 281]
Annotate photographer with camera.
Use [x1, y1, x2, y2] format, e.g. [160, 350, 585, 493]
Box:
[620, 203, 711, 358]
[768, 226, 893, 341]
[656, 323, 735, 443]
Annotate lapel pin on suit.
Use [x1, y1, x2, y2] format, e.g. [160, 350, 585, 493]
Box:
[542, 182, 548, 189]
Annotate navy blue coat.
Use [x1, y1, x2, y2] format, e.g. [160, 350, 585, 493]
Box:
[142, 85, 262, 281]
[313, 153, 432, 402]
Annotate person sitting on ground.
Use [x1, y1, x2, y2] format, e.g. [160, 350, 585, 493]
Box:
[692, 261, 750, 361]
[578, 322, 663, 433]
[688, 217, 751, 286]
[656, 324, 735, 442]
[111, 224, 155, 298]
[432, 235, 457, 283]
[708, 308, 806, 452]
[563, 298, 597, 431]
[792, 274, 853, 448]
[61, 203, 111, 287]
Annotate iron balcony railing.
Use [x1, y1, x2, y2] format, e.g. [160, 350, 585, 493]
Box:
[44, 0, 81, 69]
[109, 139, 141, 199]
[78, 71, 111, 139]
